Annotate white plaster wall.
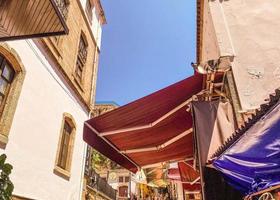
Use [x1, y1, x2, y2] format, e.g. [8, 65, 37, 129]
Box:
[91, 7, 103, 49]
[209, 0, 280, 111]
[0, 40, 88, 200]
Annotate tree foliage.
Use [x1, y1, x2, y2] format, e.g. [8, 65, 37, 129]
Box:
[91, 150, 119, 171]
[0, 154, 13, 200]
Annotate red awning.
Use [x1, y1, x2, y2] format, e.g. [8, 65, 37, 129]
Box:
[167, 161, 199, 182]
[179, 162, 201, 192]
[183, 183, 201, 191]
[84, 75, 203, 173]
[178, 162, 200, 184]
[168, 162, 201, 191]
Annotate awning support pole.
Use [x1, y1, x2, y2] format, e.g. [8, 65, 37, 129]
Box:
[190, 177, 201, 185]
[181, 181, 201, 185]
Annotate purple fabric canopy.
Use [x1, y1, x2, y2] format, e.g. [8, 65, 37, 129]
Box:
[213, 101, 280, 194]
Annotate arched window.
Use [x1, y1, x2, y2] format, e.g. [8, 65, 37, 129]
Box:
[0, 56, 15, 117]
[54, 113, 76, 180]
[0, 44, 26, 147]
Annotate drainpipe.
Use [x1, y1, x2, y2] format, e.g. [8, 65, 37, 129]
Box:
[90, 43, 99, 105]
[79, 143, 88, 200]
[79, 110, 94, 200]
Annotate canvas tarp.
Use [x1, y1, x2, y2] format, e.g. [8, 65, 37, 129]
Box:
[192, 100, 236, 166]
[213, 101, 280, 194]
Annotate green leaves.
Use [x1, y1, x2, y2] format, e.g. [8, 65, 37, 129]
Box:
[0, 154, 14, 200]
[0, 155, 7, 168]
[2, 164, 12, 176]
[91, 150, 119, 171]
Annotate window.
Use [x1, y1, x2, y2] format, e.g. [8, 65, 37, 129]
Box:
[0, 57, 15, 117]
[0, 44, 25, 147]
[118, 176, 124, 183]
[125, 176, 129, 183]
[57, 120, 72, 169]
[119, 186, 128, 197]
[86, 0, 94, 23]
[54, 113, 76, 180]
[74, 34, 88, 84]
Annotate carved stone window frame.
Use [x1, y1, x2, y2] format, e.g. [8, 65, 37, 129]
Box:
[0, 43, 26, 148]
[54, 112, 76, 180]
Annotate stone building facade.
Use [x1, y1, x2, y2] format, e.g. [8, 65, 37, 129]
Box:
[0, 0, 106, 199]
[106, 168, 131, 200]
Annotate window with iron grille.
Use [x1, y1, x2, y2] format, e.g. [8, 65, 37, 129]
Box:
[75, 35, 88, 84]
[125, 176, 129, 182]
[0, 56, 15, 118]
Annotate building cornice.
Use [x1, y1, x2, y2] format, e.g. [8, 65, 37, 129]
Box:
[197, 0, 204, 64]
[94, 0, 107, 24]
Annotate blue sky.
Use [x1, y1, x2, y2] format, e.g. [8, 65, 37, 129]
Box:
[96, 0, 196, 105]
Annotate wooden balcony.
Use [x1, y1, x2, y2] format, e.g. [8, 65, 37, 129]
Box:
[86, 170, 117, 200]
[0, 0, 69, 41]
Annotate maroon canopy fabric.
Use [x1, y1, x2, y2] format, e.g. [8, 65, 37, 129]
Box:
[83, 75, 203, 173]
[178, 162, 200, 183]
[183, 183, 201, 191]
[167, 162, 201, 192]
[179, 162, 201, 192]
[168, 162, 200, 182]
